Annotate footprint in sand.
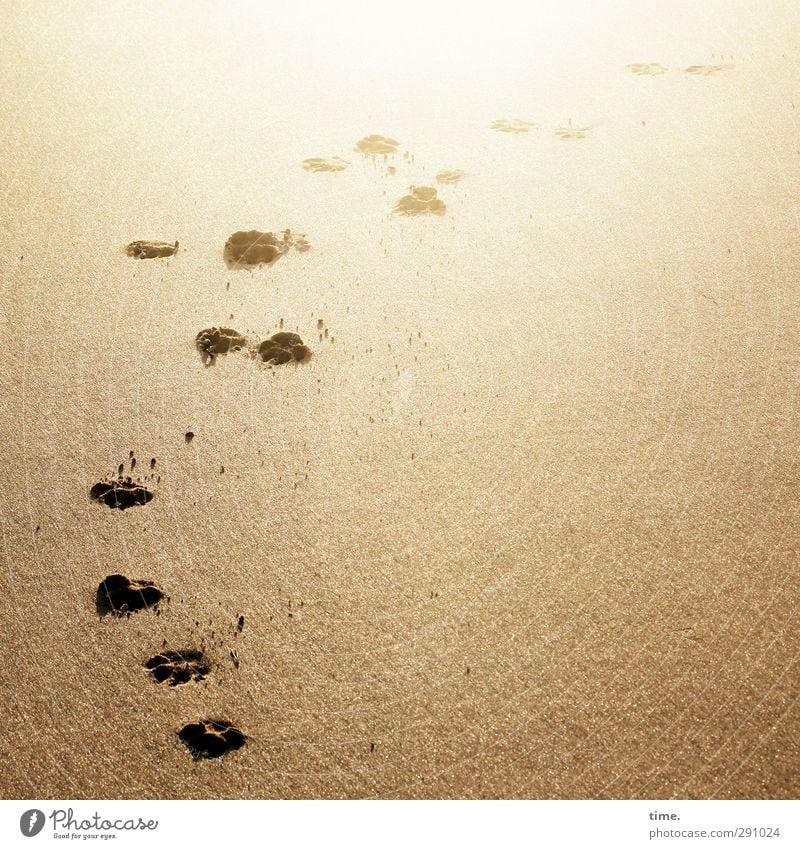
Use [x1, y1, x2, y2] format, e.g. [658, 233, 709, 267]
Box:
[90, 478, 153, 509]
[96, 574, 165, 617]
[196, 328, 312, 366]
[436, 170, 467, 184]
[90, 454, 156, 509]
[554, 120, 594, 140]
[257, 332, 312, 365]
[490, 119, 537, 134]
[195, 327, 248, 365]
[355, 134, 399, 156]
[144, 650, 211, 686]
[626, 63, 668, 75]
[178, 719, 246, 760]
[683, 64, 729, 76]
[302, 156, 349, 173]
[125, 240, 179, 259]
[223, 230, 310, 269]
[393, 186, 446, 216]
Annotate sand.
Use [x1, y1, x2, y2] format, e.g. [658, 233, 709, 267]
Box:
[0, 0, 798, 799]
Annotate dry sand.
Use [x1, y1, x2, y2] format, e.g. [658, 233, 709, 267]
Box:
[0, 0, 798, 799]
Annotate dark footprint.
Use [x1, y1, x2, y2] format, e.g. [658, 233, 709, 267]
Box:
[195, 327, 247, 365]
[96, 574, 164, 617]
[626, 63, 668, 75]
[490, 118, 536, 134]
[125, 240, 179, 259]
[355, 134, 399, 156]
[302, 156, 349, 172]
[257, 332, 311, 365]
[144, 650, 211, 686]
[684, 64, 730, 76]
[393, 186, 446, 216]
[224, 229, 309, 268]
[90, 479, 153, 510]
[436, 169, 467, 184]
[554, 120, 595, 140]
[178, 719, 246, 760]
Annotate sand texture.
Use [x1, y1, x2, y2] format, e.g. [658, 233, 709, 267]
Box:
[0, 1, 799, 799]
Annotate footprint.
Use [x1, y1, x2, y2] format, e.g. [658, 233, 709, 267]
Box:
[178, 719, 246, 760]
[144, 650, 210, 686]
[393, 186, 446, 216]
[90, 478, 153, 510]
[257, 332, 311, 365]
[490, 119, 536, 134]
[626, 63, 668, 75]
[195, 327, 248, 365]
[223, 229, 310, 268]
[96, 574, 164, 617]
[355, 134, 399, 156]
[554, 120, 594, 140]
[125, 240, 178, 259]
[435, 170, 467, 184]
[683, 64, 729, 76]
[302, 156, 349, 173]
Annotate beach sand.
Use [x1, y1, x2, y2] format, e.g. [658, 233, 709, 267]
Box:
[0, 0, 798, 798]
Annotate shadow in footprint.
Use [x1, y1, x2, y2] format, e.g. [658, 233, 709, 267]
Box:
[436, 170, 467, 184]
[195, 327, 247, 365]
[554, 120, 595, 140]
[684, 64, 730, 76]
[145, 650, 211, 686]
[490, 119, 536, 134]
[626, 63, 668, 75]
[224, 230, 309, 268]
[355, 134, 399, 156]
[90, 479, 153, 510]
[96, 574, 164, 617]
[125, 240, 178, 259]
[393, 186, 446, 216]
[178, 719, 246, 760]
[258, 332, 311, 365]
[302, 156, 349, 172]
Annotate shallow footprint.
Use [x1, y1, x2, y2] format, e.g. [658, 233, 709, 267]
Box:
[224, 229, 309, 268]
[554, 120, 594, 140]
[195, 327, 247, 365]
[258, 332, 311, 365]
[436, 170, 467, 184]
[90, 478, 153, 510]
[490, 119, 536, 134]
[125, 240, 178, 259]
[178, 719, 246, 760]
[145, 650, 210, 686]
[355, 134, 399, 156]
[96, 574, 164, 617]
[393, 186, 446, 216]
[302, 156, 349, 173]
[684, 64, 729, 76]
[626, 63, 668, 75]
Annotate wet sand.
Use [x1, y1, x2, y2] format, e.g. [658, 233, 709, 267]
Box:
[0, 0, 798, 798]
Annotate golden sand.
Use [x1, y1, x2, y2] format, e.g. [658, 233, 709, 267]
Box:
[0, 0, 798, 798]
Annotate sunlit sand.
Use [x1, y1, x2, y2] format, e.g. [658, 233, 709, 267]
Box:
[1, 0, 799, 801]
